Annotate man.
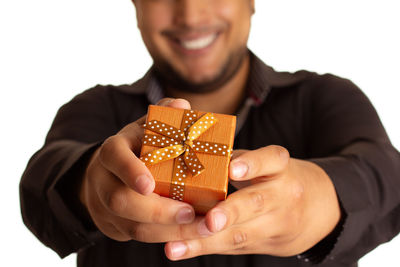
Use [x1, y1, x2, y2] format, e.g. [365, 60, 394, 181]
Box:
[20, 0, 400, 266]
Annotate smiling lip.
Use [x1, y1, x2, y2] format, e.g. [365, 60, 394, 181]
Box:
[179, 34, 218, 50]
[165, 30, 221, 55]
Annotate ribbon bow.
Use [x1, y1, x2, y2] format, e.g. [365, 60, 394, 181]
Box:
[141, 110, 230, 178]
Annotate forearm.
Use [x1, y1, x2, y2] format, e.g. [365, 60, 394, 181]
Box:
[19, 84, 151, 257]
[298, 74, 400, 264]
[308, 140, 400, 264]
[20, 140, 102, 257]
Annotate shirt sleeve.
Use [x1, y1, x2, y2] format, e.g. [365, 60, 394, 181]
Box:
[19, 85, 120, 258]
[304, 74, 400, 265]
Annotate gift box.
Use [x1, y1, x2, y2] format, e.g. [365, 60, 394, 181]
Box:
[140, 105, 236, 214]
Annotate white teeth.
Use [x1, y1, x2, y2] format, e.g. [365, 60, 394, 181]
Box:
[180, 34, 217, 50]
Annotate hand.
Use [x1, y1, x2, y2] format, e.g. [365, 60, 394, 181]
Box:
[164, 146, 341, 260]
[80, 98, 206, 242]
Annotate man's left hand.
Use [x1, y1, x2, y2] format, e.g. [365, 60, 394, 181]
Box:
[164, 145, 341, 260]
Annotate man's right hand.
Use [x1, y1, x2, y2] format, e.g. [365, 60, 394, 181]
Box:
[79, 98, 206, 243]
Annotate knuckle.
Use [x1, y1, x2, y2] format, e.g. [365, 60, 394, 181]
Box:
[249, 191, 264, 213]
[232, 229, 248, 248]
[128, 224, 146, 242]
[197, 239, 206, 254]
[106, 189, 127, 215]
[177, 223, 185, 240]
[266, 233, 284, 246]
[290, 181, 305, 202]
[150, 204, 163, 224]
[270, 145, 290, 161]
[225, 195, 240, 223]
[124, 123, 144, 150]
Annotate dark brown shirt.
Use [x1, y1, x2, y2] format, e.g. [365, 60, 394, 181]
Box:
[20, 52, 400, 267]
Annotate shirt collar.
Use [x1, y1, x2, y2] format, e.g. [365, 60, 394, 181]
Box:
[142, 50, 305, 107]
[246, 52, 272, 106]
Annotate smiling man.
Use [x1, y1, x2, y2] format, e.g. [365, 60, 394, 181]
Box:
[20, 0, 400, 267]
[137, 0, 251, 89]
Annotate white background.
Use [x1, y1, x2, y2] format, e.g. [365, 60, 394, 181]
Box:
[1, 0, 399, 266]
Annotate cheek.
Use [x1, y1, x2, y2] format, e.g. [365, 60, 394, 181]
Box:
[217, 1, 252, 44]
[138, 12, 174, 58]
[137, 5, 172, 40]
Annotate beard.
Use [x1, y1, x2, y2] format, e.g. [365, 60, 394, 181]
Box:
[153, 46, 249, 94]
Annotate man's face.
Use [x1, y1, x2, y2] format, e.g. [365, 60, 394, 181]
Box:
[134, 0, 255, 93]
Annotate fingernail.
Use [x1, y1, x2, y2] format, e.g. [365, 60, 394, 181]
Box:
[231, 161, 248, 179]
[176, 207, 195, 224]
[135, 175, 153, 195]
[212, 210, 227, 232]
[170, 242, 187, 258]
[161, 99, 174, 106]
[197, 219, 212, 237]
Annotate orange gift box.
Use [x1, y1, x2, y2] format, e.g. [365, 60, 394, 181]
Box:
[140, 105, 236, 214]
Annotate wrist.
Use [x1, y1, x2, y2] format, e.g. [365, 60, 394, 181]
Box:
[79, 148, 99, 210]
[78, 148, 102, 231]
[295, 160, 341, 252]
[298, 202, 346, 264]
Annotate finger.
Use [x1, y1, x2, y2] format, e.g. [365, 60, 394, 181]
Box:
[113, 216, 217, 243]
[229, 145, 290, 181]
[229, 150, 251, 189]
[160, 98, 191, 110]
[94, 168, 195, 225]
[114, 98, 191, 154]
[111, 216, 211, 243]
[120, 98, 191, 151]
[230, 149, 248, 161]
[184, 219, 299, 258]
[84, 168, 132, 241]
[164, 217, 267, 260]
[86, 164, 196, 242]
[203, 184, 276, 233]
[99, 98, 192, 195]
[99, 135, 155, 195]
[228, 150, 251, 190]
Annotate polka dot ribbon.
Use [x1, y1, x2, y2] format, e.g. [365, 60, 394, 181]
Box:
[140, 109, 232, 201]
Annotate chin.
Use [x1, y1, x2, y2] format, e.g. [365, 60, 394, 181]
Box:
[183, 71, 220, 85]
[154, 47, 249, 94]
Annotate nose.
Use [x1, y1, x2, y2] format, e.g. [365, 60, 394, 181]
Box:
[174, 0, 210, 28]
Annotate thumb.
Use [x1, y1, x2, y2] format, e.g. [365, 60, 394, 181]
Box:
[229, 149, 251, 190]
[129, 98, 191, 150]
[229, 145, 290, 181]
[134, 98, 192, 127]
[157, 98, 191, 110]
